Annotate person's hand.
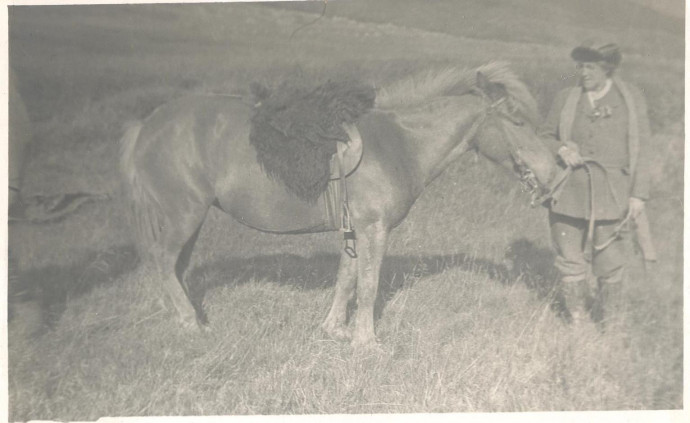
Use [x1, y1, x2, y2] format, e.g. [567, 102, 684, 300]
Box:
[557, 142, 584, 168]
[628, 197, 645, 220]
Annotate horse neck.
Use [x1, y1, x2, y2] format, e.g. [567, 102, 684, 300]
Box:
[393, 95, 484, 185]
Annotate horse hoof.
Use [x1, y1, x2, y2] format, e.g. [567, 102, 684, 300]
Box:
[198, 321, 212, 334]
[351, 337, 383, 354]
[178, 315, 201, 331]
[322, 323, 352, 342]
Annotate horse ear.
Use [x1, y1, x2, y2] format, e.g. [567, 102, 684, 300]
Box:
[477, 72, 507, 101]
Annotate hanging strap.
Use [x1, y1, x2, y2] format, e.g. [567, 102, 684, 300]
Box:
[336, 141, 351, 230]
[580, 159, 626, 256]
[337, 125, 358, 258]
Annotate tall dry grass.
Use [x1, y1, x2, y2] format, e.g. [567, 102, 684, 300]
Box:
[7, 2, 683, 420]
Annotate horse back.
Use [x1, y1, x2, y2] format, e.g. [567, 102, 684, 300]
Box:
[136, 95, 252, 178]
[137, 95, 330, 232]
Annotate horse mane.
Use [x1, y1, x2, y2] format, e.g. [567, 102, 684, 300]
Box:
[375, 62, 539, 126]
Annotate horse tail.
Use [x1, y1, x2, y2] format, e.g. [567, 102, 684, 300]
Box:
[119, 122, 163, 251]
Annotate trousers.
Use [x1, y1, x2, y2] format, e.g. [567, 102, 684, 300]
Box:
[549, 211, 626, 286]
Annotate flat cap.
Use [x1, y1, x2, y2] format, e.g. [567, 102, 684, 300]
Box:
[571, 40, 622, 68]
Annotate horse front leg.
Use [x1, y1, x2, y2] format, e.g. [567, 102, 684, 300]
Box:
[351, 222, 389, 349]
[322, 249, 358, 341]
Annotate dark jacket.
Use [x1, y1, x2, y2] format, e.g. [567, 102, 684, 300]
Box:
[540, 78, 651, 220]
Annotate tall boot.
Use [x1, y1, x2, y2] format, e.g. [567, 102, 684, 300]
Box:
[600, 282, 624, 321]
[562, 278, 591, 325]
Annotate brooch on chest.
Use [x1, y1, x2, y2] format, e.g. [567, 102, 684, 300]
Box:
[589, 104, 612, 121]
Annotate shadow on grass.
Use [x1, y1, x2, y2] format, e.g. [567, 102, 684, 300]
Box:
[188, 251, 483, 322]
[502, 238, 567, 319]
[9, 238, 563, 330]
[187, 237, 563, 323]
[8, 245, 139, 332]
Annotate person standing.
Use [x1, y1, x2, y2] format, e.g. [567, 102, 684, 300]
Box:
[540, 40, 652, 323]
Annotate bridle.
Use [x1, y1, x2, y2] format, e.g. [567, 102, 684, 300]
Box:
[463, 93, 542, 197]
[461, 94, 525, 150]
[485, 96, 525, 127]
[469, 92, 627, 254]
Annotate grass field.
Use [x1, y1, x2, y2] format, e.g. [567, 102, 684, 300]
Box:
[5, 2, 684, 420]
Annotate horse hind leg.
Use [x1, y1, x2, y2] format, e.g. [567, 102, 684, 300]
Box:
[150, 209, 206, 329]
[175, 220, 207, 324]
[152, 250, 199, 330]
[322, 249, 358, 341]
[146, 202, 210, 331]
[123, 120, 214, 330]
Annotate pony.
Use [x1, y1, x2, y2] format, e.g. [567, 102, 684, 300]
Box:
[120, 62, 556, 348]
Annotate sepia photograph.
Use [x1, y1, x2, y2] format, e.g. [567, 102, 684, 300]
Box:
[4, 0, 685, 421]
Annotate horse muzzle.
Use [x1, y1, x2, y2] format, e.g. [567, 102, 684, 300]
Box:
[512, 161, 553, 207]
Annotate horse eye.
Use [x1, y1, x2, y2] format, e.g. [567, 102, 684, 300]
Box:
[502, 99, 523, 126]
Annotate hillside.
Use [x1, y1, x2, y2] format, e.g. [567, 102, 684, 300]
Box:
[10, 3, 566, 123]
[10, 2, 683, 127]
[269, 0, 684, 59]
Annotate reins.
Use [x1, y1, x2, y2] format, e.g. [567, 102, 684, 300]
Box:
[582, 159, 630, 254]
[536, 158, 630, 254]
[463, 95, 523, 153]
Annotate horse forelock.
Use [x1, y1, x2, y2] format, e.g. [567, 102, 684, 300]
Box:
[376, 62, 539, 127]
[475, 62, 539, 127]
